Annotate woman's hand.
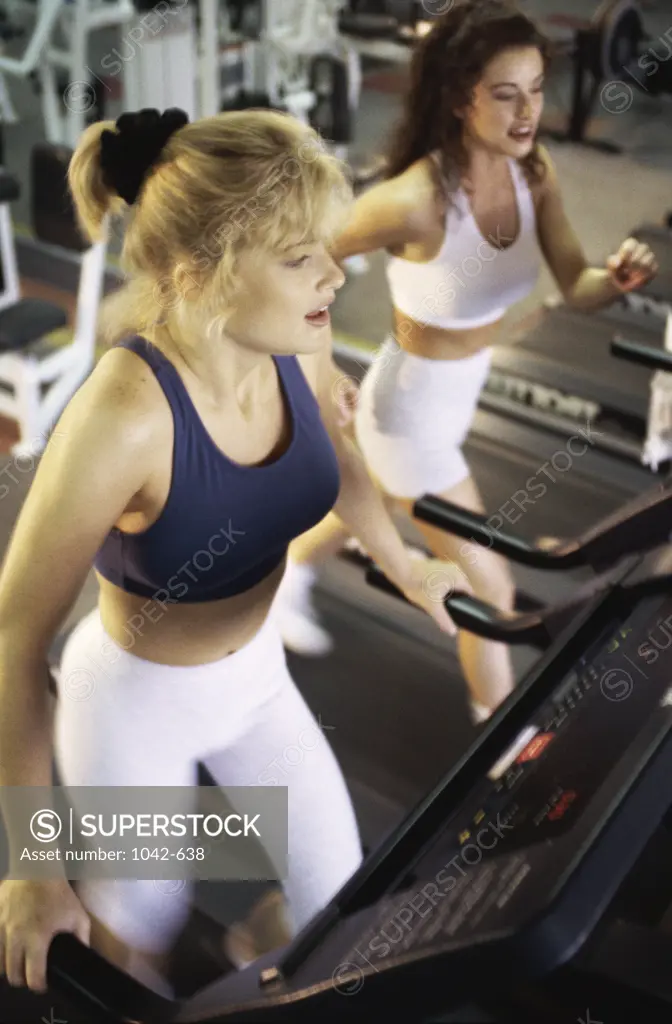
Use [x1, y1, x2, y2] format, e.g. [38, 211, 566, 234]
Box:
[395, 552, 472, 636]
[0, 877, 91, 993]
[606, 238, 658, 292]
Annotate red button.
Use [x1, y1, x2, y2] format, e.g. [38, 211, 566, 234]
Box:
[516, 732, 554, 763]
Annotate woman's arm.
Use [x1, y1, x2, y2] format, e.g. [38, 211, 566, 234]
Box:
[330, 160, 439, 263]
[535, 145, 658, 311]
[300, 345, 469, 635]
[0, 350, 161, 870]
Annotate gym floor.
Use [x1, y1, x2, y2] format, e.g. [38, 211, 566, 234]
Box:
[0, 0, 671, 1013]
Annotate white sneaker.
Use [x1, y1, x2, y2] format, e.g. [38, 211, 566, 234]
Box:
[469, 700, 493, 724]
[277, 607, 334, 657]
[273, 561, 334, 657]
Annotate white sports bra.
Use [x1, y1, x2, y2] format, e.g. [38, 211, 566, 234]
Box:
[385, 155, 542, 330]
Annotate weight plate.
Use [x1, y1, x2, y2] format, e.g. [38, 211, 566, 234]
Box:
[593, 0, 643, 80]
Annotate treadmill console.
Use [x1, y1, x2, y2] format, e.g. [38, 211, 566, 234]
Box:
[41, 574, 672, 1024]
[341, 591, 672, 969]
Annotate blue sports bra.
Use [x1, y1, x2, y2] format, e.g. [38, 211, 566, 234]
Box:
[94, 337, 340, 602]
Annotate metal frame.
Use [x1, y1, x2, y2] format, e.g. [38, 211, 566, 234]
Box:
[0, 201, 21, 312]
[0, 0, 136, 149]
[0, 216, 108, 456]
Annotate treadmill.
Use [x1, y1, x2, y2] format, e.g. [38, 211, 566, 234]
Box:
[478, 301, 666, 475]
[631, 222, 672, 305]
[7, 413, 672, 1023]
[0, 326, 647, 1020]
[335, 300, 663, 538]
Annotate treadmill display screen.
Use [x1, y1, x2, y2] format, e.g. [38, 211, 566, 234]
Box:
[475, 591, 672, 853]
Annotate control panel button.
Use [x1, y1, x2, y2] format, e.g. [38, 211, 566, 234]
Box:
[487, 726, 539, 781]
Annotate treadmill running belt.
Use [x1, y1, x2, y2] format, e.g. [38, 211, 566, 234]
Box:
[494, 305, 658, 417]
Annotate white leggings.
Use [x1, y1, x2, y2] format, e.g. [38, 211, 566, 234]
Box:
[54, 609, 362, 954]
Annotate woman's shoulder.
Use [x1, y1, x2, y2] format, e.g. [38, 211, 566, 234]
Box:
[384, 154, 449, 232]
[393, 152, 446, 197]
[74, 339, 170, 444]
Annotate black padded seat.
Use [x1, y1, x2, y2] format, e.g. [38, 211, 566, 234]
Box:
[0, 298, 67, 352]
[0, 172, 20, 204]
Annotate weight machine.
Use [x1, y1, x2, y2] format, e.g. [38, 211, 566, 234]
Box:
[541, 0, 672, 155]
[124, 0, 201, 120]
[0, 144, 108, 456]
[198, 1, 363, 158]
[200, 1, 381, 273]
[0, 0, 137, 148]
[0, 0, 385, 283]
[0, 0, 372, 174]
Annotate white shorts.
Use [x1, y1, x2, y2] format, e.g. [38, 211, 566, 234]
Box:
[354, 336, 492, 499]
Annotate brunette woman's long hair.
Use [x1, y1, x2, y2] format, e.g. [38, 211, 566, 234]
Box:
[385, 0, 553, 189]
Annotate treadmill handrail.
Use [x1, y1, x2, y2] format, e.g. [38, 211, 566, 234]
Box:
[444, 593, 551, 646]
[413, 494, 583, 568]
[363, 563, 553, 646]
[414, 483, 672, 572]
[611, 334, 672, 373]
[46, 930, 177, 1022]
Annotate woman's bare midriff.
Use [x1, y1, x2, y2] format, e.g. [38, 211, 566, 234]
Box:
[392, 308, 506, 360]
[96, 558, 286, 666]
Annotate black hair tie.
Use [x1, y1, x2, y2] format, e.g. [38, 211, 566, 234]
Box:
[100, 107, 189, 206]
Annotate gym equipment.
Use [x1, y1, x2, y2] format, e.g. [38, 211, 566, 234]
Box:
[332, 332, 660, 626]
[0, 0, 366, 155]
[0, 11, 23, 126]
[201, 1, 381, 224]
[310, 53, 352, 146]
[337, 0, 421, 63]
[406, 479, 672, 646]
[612, 331, 672, 372]
[339, 3, 398, 41]
[360, 455, 672, 654]
[478, 300, 667, 472]
[202, 2, 361, 133]
[0, 170, 20, 314]
[0, 143, 107, 455]
[124, 0, 199, 120]
[474, 216, 672, 482]
[541, 0, 672, 155]
[371, 327, 672, 650]
[226, 0, 418, 168]
[16, 479, 672, 1022]
[263, 0, 356, 128]
[0, 0, 136, 148]
[328, 325, 668, 699]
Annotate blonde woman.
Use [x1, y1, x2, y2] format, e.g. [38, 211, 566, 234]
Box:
[0, 108, 463, 998]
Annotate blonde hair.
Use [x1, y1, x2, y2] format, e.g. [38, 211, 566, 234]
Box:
[68, 109, 353, 345]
